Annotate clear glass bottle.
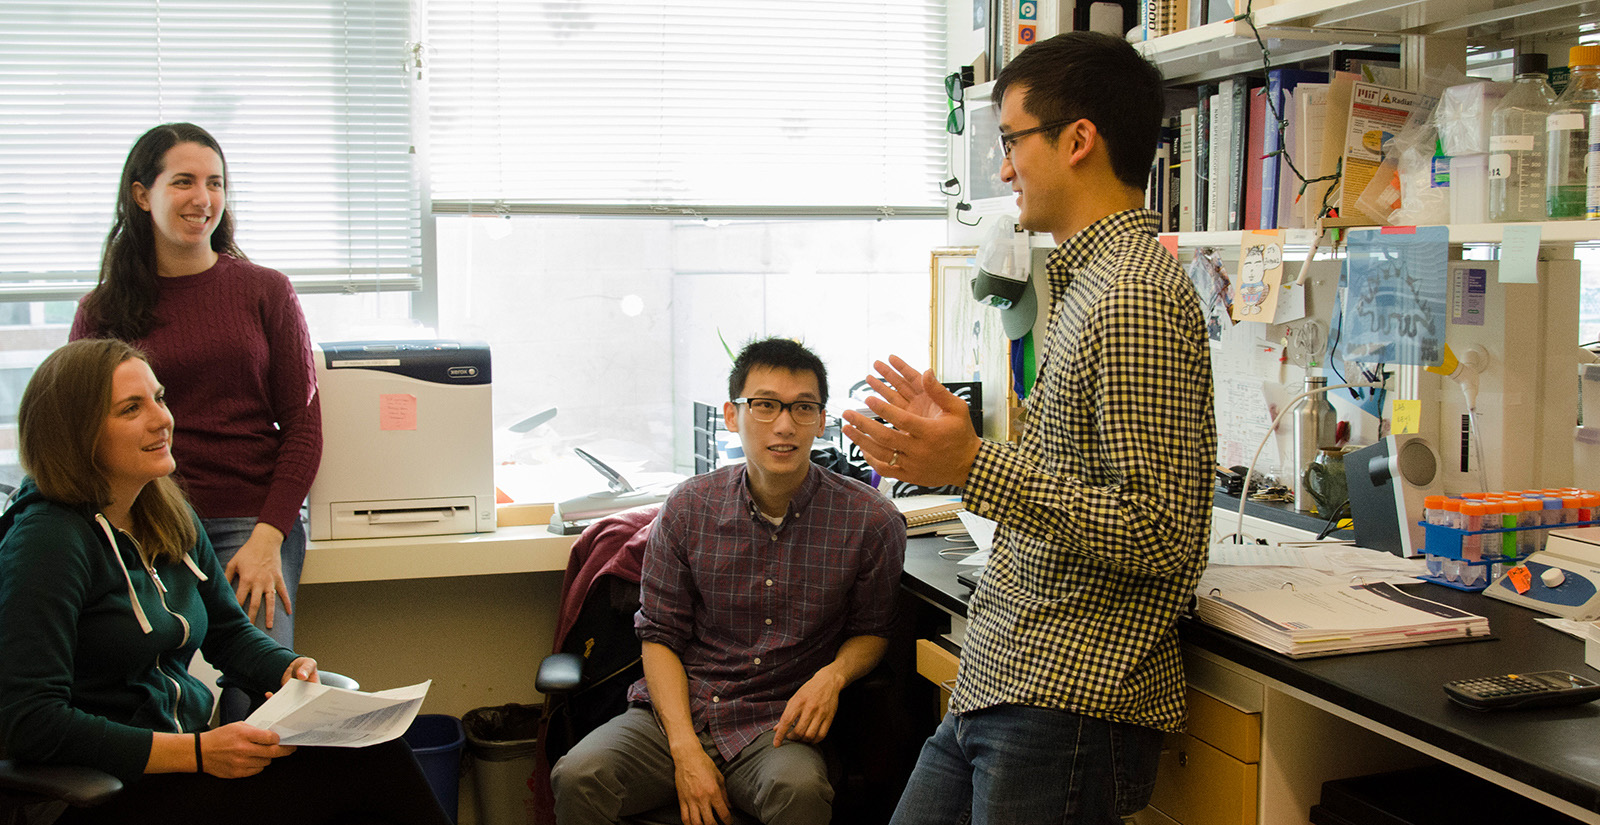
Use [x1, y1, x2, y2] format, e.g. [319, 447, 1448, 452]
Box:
[1489, 53, 1555, 222]
[1546, 45, 1600, 219]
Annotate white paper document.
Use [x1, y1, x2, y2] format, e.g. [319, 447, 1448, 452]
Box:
[245, 678, 431, 747]
[955, 510, 998, 566]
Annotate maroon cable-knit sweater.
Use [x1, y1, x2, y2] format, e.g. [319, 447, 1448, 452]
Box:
[70, 254, 322, 535]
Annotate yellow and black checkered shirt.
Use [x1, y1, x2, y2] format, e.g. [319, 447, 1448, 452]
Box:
[956, 209, 1216, 733]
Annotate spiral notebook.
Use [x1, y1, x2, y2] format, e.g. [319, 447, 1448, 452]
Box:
[892, 495, 965, 536]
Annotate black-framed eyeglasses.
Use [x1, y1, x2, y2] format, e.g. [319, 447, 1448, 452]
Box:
[998, 118, 1080, 158]
[733, 397, 823, 425]
[945, 72, 965, 135]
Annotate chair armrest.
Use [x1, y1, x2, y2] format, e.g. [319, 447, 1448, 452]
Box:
[319, 670, 359, 691]
[0, 760, 123, 807]
[536, 652, 584, 694]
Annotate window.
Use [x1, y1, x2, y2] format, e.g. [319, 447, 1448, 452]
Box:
[0, 1, 421, 302]
[435, 216, 941, 475]
[425, 1, 950, 475]
[425, 0, 949, 215]
[0, 1, 423, 484]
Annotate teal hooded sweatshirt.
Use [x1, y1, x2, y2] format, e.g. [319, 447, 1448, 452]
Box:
[0, 478, 296, 782]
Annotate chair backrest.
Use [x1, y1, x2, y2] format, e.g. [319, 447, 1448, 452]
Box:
[543, 507, 656, 762]
[547, 574, 644, 760]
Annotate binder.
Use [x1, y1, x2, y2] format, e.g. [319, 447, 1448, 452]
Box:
[1194, 581, 1491, 658]
[1261, 68, 1328, 229]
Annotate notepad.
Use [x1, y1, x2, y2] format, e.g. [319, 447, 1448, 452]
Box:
[892, 494, 964, 536]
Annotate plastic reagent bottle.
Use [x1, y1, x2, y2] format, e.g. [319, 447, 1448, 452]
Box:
[1546, 44, 1600, 219]
[1489, 53, 1556, 222]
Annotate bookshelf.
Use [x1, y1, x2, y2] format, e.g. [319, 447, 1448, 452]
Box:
[1142, 0, 1600, 248]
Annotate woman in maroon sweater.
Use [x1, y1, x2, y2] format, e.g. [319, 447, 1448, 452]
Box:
[71, 123, 321, 721]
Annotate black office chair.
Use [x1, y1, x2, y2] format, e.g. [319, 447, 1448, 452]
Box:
[1, 670, 358, 825]
[0, 760, 122, 825]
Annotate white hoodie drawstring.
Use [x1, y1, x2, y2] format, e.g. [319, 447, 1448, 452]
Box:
[95, 513, 153, 634]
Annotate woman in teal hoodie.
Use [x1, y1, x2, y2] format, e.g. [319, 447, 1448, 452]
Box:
[0, 339, 449, 824]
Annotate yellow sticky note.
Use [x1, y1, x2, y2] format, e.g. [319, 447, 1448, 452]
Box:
[1392, 399, 1421, 434]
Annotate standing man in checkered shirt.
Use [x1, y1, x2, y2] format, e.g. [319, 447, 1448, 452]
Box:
[844, 32, 1216, 824]
[552, 337, 906, 825]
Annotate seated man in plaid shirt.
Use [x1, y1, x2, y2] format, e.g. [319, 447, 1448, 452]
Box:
[552, 337, 907, 825]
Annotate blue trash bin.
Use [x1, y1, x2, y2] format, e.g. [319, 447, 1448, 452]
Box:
[404, 713, 465, 823]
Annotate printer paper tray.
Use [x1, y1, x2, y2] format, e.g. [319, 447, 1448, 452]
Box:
[325, 496, 482, 540]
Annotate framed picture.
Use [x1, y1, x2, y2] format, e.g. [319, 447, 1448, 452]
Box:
[963, 81, 1016, 216]
[930, 246, 1011, 440]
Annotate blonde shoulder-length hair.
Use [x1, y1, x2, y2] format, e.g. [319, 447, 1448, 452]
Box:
[18, 339, 196, 563]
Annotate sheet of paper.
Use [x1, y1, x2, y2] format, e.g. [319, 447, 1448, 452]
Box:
[1209, 543, 1315, 568]
[1199, 566, 1354, 594]
[245, 678, 431, 747]
[1499, 224, 1542, 284]
[956, 510, 998, 552]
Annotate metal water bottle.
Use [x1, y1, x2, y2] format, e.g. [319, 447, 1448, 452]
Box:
[1292, 374, 1336, 512]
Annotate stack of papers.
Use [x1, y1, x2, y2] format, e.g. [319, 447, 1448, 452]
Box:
[1195, 582, 1489, 658]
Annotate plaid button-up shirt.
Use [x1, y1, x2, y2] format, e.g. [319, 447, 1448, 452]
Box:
[630, 463, 906, 760]
[955, 209, 1216, 733]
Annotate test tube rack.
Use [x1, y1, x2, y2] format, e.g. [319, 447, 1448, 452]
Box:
[1418, 520, 1600, 591]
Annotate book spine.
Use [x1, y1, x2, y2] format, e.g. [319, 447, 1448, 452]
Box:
[1179, 107, 1197, 232]
[1262, 72, 1286, 229]
[1244, 86, 1266, 231]
[1210, 83, 1231, 232]
[1226, 76, 1248, 230]
[1167, 117, 1181, 231]
[1195, 86, 1213, 232]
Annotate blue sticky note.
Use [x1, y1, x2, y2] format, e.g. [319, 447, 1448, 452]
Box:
[1499, 224, 1541, 284]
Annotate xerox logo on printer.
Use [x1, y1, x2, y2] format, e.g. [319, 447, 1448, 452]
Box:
[449, 366, 479, 378]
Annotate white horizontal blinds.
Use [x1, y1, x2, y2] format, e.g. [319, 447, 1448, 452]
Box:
[426, 0, 948, 216]
[0, 0, 419, 300]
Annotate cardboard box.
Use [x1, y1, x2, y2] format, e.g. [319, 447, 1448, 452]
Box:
[496, 502, 555, 528]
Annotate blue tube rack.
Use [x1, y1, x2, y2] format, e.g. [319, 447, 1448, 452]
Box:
[1418, 520, 1599, 591]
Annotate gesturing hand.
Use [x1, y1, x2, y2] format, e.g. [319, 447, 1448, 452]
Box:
[841, 355, 981, 488]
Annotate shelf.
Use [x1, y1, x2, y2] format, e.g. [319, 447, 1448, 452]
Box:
[1136, 0, 1596, 84]
[303, 524, 576, 584]
[1161, 222, 1600, 250]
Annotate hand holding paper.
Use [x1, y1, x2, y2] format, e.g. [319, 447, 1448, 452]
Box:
[244, 678, 431, 747]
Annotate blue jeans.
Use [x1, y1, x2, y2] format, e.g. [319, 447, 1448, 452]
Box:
[889, 706, 1164, 825]
[204, 516, 306, 722]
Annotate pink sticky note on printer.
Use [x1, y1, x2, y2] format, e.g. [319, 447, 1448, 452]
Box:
[379, 393, 417, 431]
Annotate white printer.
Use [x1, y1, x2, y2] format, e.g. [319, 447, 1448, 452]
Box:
[308, 340, 496, 540]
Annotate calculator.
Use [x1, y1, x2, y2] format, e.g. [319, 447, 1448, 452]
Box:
[1442, 670, 1600, 711]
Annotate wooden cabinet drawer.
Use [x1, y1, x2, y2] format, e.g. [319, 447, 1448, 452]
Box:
[915, 638, 959, 717]
[1185, 687, 1261, 764]
[1147, 730, 1258, 825]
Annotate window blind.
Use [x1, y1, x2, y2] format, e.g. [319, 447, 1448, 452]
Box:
[425, 0, 948, 218]
[0, 0, 421, 302]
